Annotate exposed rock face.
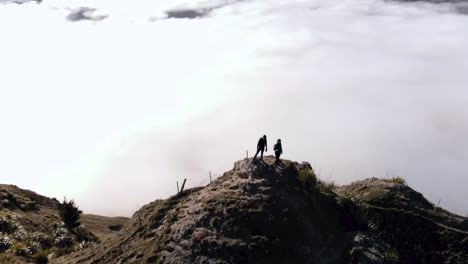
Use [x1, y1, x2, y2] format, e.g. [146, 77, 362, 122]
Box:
[347, 232, 395, 264]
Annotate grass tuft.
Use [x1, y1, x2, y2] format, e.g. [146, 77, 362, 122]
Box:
[298, 169, 317, 190]
[384, 177, 406, 185]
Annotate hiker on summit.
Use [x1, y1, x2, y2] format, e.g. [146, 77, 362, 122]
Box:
[253, 135, 268, 161]
[274, 139, 283, 166]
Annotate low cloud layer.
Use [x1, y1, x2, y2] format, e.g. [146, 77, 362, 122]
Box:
[0, 0, 467, 216]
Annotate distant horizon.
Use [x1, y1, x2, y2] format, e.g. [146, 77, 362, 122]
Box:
[1, 0, 467, 217]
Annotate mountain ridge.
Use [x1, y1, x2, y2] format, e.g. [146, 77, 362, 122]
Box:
[0, 157, 466, 263]
[51, 156, 468, 264]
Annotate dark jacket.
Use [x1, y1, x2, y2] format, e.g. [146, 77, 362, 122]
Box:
[274, 142, 282, 154]
[257, 137, 267, 150]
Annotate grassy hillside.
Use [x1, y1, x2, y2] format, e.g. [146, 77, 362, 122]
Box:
[0, 185, 129, 263]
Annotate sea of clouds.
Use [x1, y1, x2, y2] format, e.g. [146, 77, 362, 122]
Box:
[0, 0, 467, 216]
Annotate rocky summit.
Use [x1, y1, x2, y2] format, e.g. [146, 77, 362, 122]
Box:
[51, 156, 467, 264]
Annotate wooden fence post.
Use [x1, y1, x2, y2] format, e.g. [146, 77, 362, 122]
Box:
[180, 179, 187, 194]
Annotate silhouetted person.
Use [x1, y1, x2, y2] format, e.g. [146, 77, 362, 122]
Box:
[253, 135, 268, 161]
[274, 139, 283, 166]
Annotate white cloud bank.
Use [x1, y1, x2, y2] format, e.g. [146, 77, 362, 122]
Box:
[0, 0, 467, 216]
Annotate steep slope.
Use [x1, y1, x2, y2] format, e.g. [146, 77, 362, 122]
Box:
[0, 184, 59, 211]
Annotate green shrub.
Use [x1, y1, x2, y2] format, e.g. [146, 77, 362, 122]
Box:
[57, 198, 82, 230]
[283, 164, 299, 178]
[384, 177, 406, 185]
[0, 216, 16, 233]
[0, 235, 13, 252]
[25, 241, 40, 255]
[50, 246, 74, 257]
[23, 200, 37, 211]
[33, 250, 49, 264]
[12, 226, 27, 241]
[384, 250, 400, 263]
[298, 169, 317, 190]
[53, 234, 73, 248]
[317, 180, 336, 194]
[4, 193, 19, 209]
[10, 242, 28, 256]
[33, 233, 52, 249]
[10, 241, 40, 257]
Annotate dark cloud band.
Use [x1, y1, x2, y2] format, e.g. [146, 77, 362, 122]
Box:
[66, 7, 109, 22]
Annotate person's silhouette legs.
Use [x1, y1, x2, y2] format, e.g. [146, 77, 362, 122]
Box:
[275, 152, 281, 166]
[253, 148, 261, 160]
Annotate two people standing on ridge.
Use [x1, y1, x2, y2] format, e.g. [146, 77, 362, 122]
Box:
[252, 135, 283, 166]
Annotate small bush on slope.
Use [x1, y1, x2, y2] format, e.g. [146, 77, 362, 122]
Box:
[317, 180, 337, 194]
[298, 168, 317, 191]
[57, 198, 82, 231]
[33, 250, 49, 264]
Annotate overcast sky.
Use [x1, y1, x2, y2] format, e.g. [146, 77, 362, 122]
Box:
[0, 0, 467, 216]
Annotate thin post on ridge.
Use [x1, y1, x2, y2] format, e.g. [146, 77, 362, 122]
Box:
[180, 178, 187, 194]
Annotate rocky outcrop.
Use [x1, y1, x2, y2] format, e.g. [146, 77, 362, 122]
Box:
[55, 157, 391, 264]
[336, 178, 433, 211]
[54, 157, 468, 264]
[336, 178, 468, 233]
